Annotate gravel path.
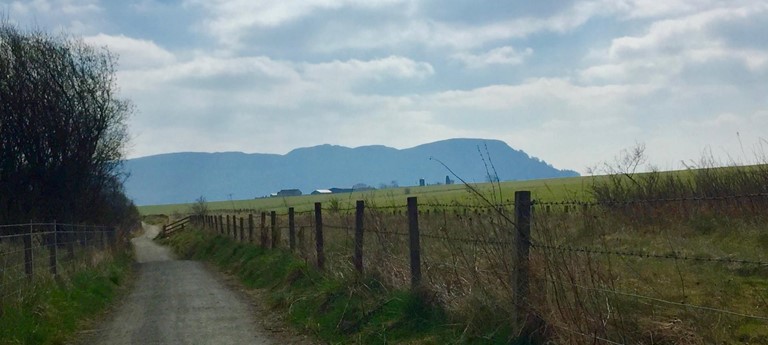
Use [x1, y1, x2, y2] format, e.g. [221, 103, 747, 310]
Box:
[86, 223, 276, 345]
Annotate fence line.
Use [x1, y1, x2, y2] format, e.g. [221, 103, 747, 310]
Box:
[184, 191, 768, 342]
[530, 243, 768, 266]
[544, 276, 768, 321]
[0, 223, 121, 309]
[534, 192, 768, 207]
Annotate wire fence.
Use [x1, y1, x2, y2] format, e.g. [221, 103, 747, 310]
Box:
[186, 191, 768, 344]
[0, 223, 122, 311]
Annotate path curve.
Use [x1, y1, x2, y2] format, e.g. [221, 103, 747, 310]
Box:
[87, 223, 273, 345]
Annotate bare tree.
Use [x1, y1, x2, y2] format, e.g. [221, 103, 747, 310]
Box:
[190, 196, 209, 218]
[0, 23, 135, 228]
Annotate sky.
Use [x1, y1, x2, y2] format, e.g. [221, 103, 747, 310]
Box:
[2, 0, 767, 174]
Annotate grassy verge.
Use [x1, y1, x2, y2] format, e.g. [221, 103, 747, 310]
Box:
[0, 250, 134, 345]
[162, 229, 525, 344]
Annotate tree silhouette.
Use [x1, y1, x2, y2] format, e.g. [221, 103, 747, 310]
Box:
[0, 23, 136, 227]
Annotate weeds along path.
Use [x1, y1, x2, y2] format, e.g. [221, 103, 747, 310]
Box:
[85, 223, 274, 345]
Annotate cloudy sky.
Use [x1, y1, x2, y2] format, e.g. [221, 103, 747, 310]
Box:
[2, 0, 767, 173]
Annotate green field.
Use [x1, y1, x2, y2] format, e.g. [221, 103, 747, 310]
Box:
[144, 165, 768, 343]
[138, 175, 590, 215]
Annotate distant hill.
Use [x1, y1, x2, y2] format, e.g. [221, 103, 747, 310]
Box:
[123, 138, 579, 205]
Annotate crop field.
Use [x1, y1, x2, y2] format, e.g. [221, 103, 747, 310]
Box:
[138, 175, 589, 216]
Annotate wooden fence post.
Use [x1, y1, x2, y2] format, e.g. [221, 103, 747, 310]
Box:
[270, 211, 278, 248]
[82, 225, 89, 248]
[107, 227, 116, 250]
[218, 215, 223, 235]
[66, 224, 75, 260]
[24, 223, 33, 279]
[240, 217, 245, 242]
[49, 222, 57, 276]
[248, 214, 254, 243]
[260, 212, 267, 247]
[314, 202, 325, 270]
[408, 197, 421, 289]
[354, 200, 365, 274]
[298, 226, 306, 257]
[288, 207, 296, 250]
[226, 215, 232, 237]
[514, 191, 532, 330]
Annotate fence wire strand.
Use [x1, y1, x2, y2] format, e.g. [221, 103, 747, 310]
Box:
[197, 190, 767, 342]
[531, 243, 768, 266]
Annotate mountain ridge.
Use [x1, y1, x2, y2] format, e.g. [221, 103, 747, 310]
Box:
[124, 138, 578, 205]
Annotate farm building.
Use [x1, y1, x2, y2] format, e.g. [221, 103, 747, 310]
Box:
[311, 189, 332, 195]
[329, 187, 353, 194]
[276, 189, 302, 197]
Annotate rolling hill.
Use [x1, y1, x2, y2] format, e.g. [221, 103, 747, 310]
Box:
[123, 138, 579, 205]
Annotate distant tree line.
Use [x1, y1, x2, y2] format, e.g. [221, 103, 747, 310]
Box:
[0, 23, 138, 229]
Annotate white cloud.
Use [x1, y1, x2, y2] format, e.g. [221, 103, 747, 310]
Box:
[452, 46, 533, 68]
[117, 52, 439, 163]
[7, 0, 768, 175]
[118, 54, 431, 93]
[615, 0, 721, 19]
[185, 0, 408, 48]
[645, 109, 768, 168]
[84, 34, 176, 70]
[4, 0, 102, 33]
[426, 78, 656, 113]
[580, 3, 768, 85]
[314, 1, 610, 52]
[302, 56, 434, 83]
[9, 0, 99, 14]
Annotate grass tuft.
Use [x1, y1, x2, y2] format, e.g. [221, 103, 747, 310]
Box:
[0, 250, 133, 345]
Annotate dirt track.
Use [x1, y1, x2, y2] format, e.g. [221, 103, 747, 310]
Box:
[85, 223, 282, 345]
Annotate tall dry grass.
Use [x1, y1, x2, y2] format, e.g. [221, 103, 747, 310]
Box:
[208, 155, 768, 343]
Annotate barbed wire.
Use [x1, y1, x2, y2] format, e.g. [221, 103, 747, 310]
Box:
[0, 231, 115, 241]
[0, 222, 114, 229]
[546, 277, 768, 321]
[549, 323, 626, 345]
[207, 191, 768, 218]
[419, 202, 514, 209]
[419, 233, 510, 246]
[324, 224, 354, 231]
[320, 206, 356, 212]
[369, 230, 409, 237]
[531, 243, 768, 266]
[534, 192, 768, 207]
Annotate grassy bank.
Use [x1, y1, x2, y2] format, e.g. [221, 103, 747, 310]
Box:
[162, 229, 526, 344]
[0, 250, 134, 345]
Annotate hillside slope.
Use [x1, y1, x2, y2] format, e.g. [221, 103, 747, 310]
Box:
[124, 138, 578, 205]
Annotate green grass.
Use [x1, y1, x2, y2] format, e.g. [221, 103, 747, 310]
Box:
[160, 198, 768, 343]
[139, 175, 589, 216]
[162, 229, 526, 344]
[148, 164, 768, 343]
[0, 250, 134, 345]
